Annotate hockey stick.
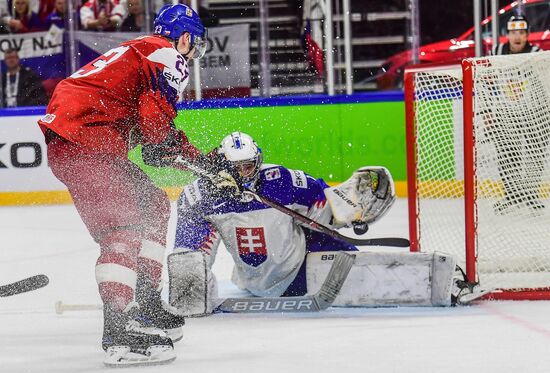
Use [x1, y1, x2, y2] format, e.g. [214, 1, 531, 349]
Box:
[175, 156, 410, 248]
[215, 251, 356, 313]
[251, 192, 409, 247]
[0, 274, 49, 297]
[56, 252, 356, 315]
[55, 301, 103, 314]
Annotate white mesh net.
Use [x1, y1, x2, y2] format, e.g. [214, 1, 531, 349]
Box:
[409, 52, 550, 292]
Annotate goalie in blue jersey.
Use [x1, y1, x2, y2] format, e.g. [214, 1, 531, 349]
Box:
[168, 132, 401, 315]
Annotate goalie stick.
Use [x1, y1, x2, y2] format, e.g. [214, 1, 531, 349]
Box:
[216, 251, 356, 313]
[56, 252, 356, 315]
[0, 274, 49, 297]
[175, 156, 410, 248]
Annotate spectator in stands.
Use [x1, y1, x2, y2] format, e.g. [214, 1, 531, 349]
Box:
[8, 0, 45, 33]
[120, 0, 151, 32]
[38, 0, 55, 22]
[1, 48, 48, 107]
[0, 1, 11, 33]
[492, 14, 540, 55]
[80, 0, 125, 31]
[487, 14, 546, 214]
[44, 0, 65, 28]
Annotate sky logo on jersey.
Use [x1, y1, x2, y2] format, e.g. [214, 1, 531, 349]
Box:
[235, 227, 267, 267]
[290, 169, 308, 188]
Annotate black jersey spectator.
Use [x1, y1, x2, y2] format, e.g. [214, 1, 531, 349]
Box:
[492, 14, 540, 55]
[2, 48, 48, 107]
[120, 0, 151, 32]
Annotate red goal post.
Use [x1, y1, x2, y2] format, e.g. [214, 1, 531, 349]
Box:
[405, 53, 550, 300]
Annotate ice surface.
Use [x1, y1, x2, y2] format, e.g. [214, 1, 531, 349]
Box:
[1, 200, 550, 373]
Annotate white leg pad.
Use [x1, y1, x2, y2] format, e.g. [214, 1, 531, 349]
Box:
[168, 250, 218, 317]
[306, 251, 456, 307]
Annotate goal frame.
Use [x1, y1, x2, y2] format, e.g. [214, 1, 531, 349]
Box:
[405, 60, 550, 301]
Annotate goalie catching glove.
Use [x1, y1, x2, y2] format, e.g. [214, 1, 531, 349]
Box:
[324, 166, 396, 228]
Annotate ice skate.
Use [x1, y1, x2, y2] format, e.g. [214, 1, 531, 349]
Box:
[451, 266, 493, 305]
[102, 304, 176, 367]
[137, 278, 185, 342]
[139, 301, 186, 342]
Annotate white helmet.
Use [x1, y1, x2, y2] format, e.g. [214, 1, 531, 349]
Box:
[218, 132, 263, 184]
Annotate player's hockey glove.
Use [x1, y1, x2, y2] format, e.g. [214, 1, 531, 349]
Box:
[197, 152, 244, 198]
[142, 130, 201, 167]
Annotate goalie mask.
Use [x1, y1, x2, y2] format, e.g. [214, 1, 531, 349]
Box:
[218, 132, 263, 186]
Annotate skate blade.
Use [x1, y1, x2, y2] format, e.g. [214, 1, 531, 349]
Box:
[104, 346, 176, 368]
[166, 327, 183, 343]
[458, 288, 495, 304]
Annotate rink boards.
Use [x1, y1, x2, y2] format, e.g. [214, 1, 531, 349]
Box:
[0, 92, 408, 205]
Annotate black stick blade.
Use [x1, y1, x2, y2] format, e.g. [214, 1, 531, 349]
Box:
[0, 274, 50, 297]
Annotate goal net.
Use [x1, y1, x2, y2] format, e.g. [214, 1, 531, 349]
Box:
[405, 52, 550, 299]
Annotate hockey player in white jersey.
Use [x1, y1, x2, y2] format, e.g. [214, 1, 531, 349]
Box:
[168, 132, 403, 315]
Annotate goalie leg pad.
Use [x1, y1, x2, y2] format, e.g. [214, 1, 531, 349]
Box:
[168, 250, 217, 317]
[306, 251, 456, 307]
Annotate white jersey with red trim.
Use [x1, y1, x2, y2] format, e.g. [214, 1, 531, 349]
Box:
[80, 0, 127, 30]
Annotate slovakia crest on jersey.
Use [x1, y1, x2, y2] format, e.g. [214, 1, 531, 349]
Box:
[235, 227, 267, 267]
[264, 168, 281, 181]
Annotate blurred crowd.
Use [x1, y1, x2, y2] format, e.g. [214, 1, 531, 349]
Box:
[0, 0, 217, 34]
[0, 0, 218, 108]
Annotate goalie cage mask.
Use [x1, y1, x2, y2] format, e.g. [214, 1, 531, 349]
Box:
[218, 132, 263, 187]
